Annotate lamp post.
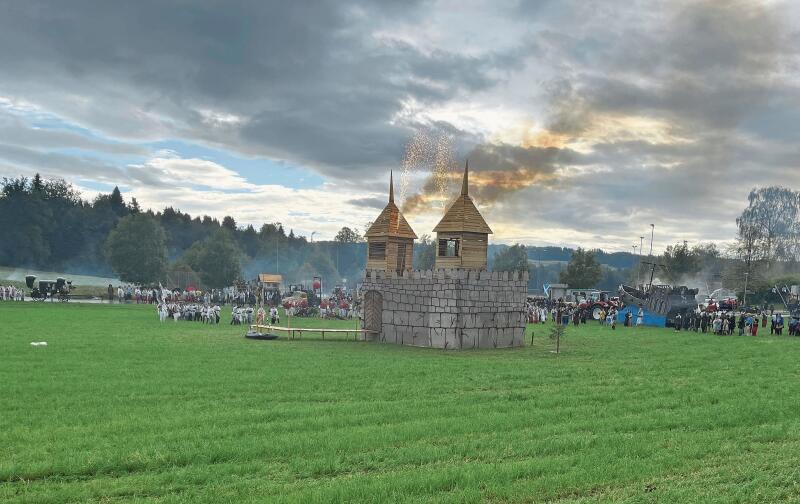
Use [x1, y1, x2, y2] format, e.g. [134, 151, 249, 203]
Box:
[633, 245, 639, 285]
[743, 272, 749, 308]
[639, 236, 644, 286]
[311, 231, 317, 243]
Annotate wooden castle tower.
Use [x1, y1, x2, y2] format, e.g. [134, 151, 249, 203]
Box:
[433, 161, 493, 270]
[364, 172, 417, 272]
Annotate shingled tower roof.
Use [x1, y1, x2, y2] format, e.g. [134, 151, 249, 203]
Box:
[365, 171, 418, 239]
[433, 161, 493, 234]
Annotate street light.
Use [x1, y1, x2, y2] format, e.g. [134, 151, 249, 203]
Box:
[633, 244, 639, 285]
[743, 272, 749, 307]
[639, 236, 644, 286]
[311, 231, 317, 243]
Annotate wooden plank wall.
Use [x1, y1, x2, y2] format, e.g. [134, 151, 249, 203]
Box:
[434, 232, 487, 270]
[367, 237, 414, 271]
[366, 238, 386, 270]
[461, 232, 488, 269]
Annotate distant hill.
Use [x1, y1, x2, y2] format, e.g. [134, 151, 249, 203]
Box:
[487, 245, 637, 270]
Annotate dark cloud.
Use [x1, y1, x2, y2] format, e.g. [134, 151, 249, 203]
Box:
[0, 0, 531, 179]
[347, 196, 388, 209]
[0, 0, 798, 250]
[0, 143, 128, 183]
[0, 109, 147, 156]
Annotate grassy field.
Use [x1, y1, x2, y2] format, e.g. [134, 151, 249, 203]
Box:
[2, 302, 800, 503]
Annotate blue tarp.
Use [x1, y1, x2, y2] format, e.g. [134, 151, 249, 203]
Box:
[616, 306, 666, 327]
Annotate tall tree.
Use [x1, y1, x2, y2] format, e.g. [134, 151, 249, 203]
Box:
[109, 186, 128, 217]
[181, 229, 242, 288]
[560, 248, 602, 288]
[334, 226, 362, 243]
[662, 241, 700, 282]
[492, 244, 529, 272]
[105, 214, 167, 284]
[31, 173, 44, 192]
[736, 187, 800, 266]
[222, 215, 237, 231]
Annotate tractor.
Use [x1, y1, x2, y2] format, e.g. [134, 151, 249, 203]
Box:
[577, 291, 622, 320]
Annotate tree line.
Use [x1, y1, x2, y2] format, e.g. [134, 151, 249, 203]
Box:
[5, 175, 793, 296]
[0, 175, 368, 288]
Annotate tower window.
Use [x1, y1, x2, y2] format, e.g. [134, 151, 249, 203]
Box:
[369, 241, 386, 259]
[438, 238, 459, 257]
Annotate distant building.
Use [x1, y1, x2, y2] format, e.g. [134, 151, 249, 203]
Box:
[433, 161, 492, 270]
[256, 273, 282, 291]
[546, 283, 569, 301]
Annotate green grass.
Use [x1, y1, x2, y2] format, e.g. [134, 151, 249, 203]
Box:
[2, 302, 800, 503]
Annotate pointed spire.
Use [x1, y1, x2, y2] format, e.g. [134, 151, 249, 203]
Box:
[461, 159, 469, 196]
[389, 170, 395, 203]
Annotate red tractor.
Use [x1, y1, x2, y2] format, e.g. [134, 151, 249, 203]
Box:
[578, 291, 623, 320]
[703, 296, 738, 313]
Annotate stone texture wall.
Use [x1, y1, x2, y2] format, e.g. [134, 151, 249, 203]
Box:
[360, 268, 528, 349]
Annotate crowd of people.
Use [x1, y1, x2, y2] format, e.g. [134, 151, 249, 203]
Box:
[110, 285, 160, 304]
[525, 296, 800, 336]
[672, 310, 798, 336]
[157, 302, 222, 324]
[1, 285, 25, 301]
[109, 284, 262, 306]
[525, 299, 633, 329]
[318, 290, 355, 319]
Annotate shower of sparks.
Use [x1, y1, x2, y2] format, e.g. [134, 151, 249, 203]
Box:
[400, 129, 456, 212]
[400, 130, 428, 204]
[432, 134, 454, 208]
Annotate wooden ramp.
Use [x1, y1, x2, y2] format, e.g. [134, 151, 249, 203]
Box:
[249, 324, 378, 341]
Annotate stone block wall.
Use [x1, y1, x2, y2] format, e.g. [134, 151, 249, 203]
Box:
[359, 269, 528, 350]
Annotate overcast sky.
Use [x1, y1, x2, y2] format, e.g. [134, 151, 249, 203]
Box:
[1, 0, 798, 252]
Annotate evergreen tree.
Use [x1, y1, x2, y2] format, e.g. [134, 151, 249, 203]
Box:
[32, 173, 44, 192]
[222, 215, 237, 231]
[109, 186, 127, 217]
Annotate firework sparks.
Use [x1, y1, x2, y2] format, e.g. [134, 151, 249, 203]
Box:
[400, 129, 456, 212]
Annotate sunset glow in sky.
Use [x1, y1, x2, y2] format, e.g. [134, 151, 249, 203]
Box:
[1, 0, 799, 252]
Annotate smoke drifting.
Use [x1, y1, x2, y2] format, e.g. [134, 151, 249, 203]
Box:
[401, 139, 582, 215]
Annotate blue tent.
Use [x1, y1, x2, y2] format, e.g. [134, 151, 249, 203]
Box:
[616, 306, 666, 327]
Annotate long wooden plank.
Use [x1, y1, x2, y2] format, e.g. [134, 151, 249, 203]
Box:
[249, 324, 377, 334]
